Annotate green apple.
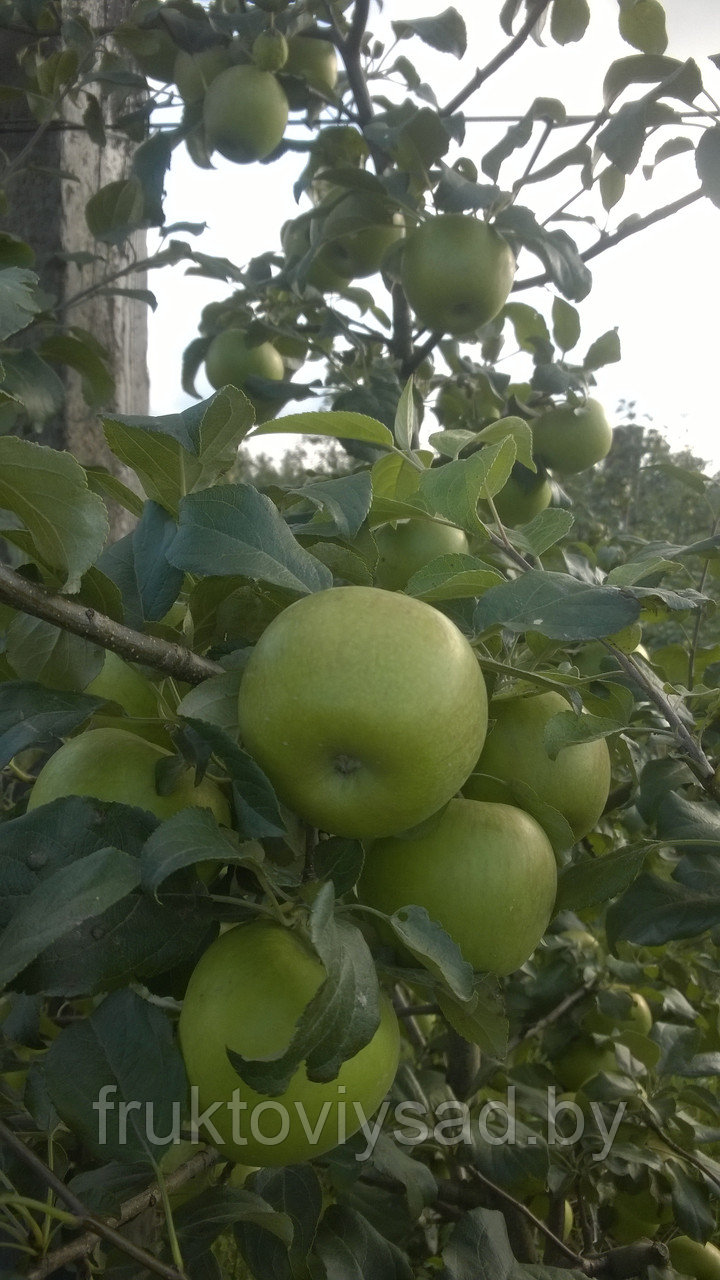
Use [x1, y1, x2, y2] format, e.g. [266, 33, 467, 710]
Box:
[316, 193, 404, 279]
[252, 29, 289, 72]
[584, 985, 653, 1036]
[553, 1037, 618, 1091]
[374, 520, 469, 591]
[27, 727, 230, 826]
[668, 1236, 720, 1280]
[532, 400, 612, 475]
[178, 921, 400, 1165]
[281, 213, 350, 291]
[357, 798, 557, 975]
[237, 586, 488, 839]
[529, 1195, 573, 1241]
[283, 34, 338, 100]
[464, 691, 611, 843]
[173, 47, 232, 102]
[205, 330, 284, 420]
[204, 65, 288, 163]
[491, 463, 552, 526]
[400, 214, 515, 335]
[85, 650, 158, 719]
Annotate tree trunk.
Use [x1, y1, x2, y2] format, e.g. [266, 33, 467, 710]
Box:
[1, 0, 149, 539]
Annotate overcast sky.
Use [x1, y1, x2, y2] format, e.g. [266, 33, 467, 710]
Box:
[148, 0, 720, 470]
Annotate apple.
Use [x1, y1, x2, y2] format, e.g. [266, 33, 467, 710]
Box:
[529, 1194, 573, 1241]
[178, 921, 400, 1165]
[203, 66, 288, 163]
[463, 691, 611, 843]
[669, 1237, 720, 1280]
[374, 520, 469, 591]
[205, 330, 284, 420]
[27, 727, 230, 827]
[173, 48, 232, 102]
[282, 34, 338, 102]
[85, 650, 158, 720]
[584, 985, 653, 1036]
[237, 586, 488, 839]
[532, 400, 612, 475]
[553, 1037, 618, 1091]
[490, 464, 552, 526]
[400, 214, 515, 335]
[252, 29, 289, 72]
[281, 213, 350, 291]
[315, 193, 404, 279]
[357, 798, 557, 975]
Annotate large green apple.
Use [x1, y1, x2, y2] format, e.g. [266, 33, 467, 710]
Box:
[27, 727, 230, 826]
[85, 650, 158, 720]
[178, 921, 400, 1165]
[532, 399, 612, 474]
[282, 34, 338, 102]
[237, 586, 488, 839]
[316, 193, 404, 279]
[357, 798, 557, 975]
[374, 519, 469, 591]
[669, 1237, 720, 1280]
[553, 1037, 618, 1091]
[400, 214, 515, 335]
[205, 330, 284, 420]
[490, 463, 552, 526]
[203, 65, 288, 163]
[464, 691, 611, 843]
[584, 985, 653, 1036]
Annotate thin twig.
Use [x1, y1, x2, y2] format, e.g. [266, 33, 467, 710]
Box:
[438, 1174, 583, 1267]
[0, 564, 222, 685]
[441, 0, 553, 118]
[0, 1120, 187, 1280]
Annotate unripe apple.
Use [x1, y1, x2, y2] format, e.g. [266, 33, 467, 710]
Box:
[400, 215, 515, 335]
[532, 399, 612, 474]
[584, 985, 653, 1036]
[668, 1236, 720, 1280]
[173, 47, 232, 102]
[374, 520, 469, 591]
[204, 65, 288, 163]
[491, 463, 552, 526]
[85, 650, 158, 720]
[553, 1037, 618, 1091]
[205, 330, 284, 420]
[252, 29, 289, 72]
[283, 34, 338, 102]
[316, 193, 404, 279]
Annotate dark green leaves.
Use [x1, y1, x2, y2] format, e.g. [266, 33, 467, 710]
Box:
[391, 8, 467, 58]
[169, 484, 332, 595]
[607, 872, 720, 948]
[389, 905, 473, 1001]
[473, 570, 640, 640]
[314, 1205, 413, 1280]
[696, 126, 720, 208]
[0, 266, 42, 340]
[0, 682, 100, 768]
[44, 989, 187, 1163]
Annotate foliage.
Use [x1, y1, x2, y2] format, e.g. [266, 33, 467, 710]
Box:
[1, 3, 720, 1280]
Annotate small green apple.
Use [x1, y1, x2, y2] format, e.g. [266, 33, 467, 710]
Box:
[315, 193, 404, 279]
[491, 463, 552, 526]
[584, 985, 653, 1037]
[179, 921, 400, 1165]
[358, 798, 557, 975]
[668, 1236, 720, 1280]
[464, 691, 611, 843]
[400, 214, 515, 335]
[252, 29, 289, 72]
[85, 650, 158, 719]
[205, 330, 284, 419]
[532, 400, 612, 475]
[282, 34, 338, 101]
[204, 65, 288, 162]
[374, 519, 469, 591]
[27, 727, 230, 826]
[237, 586, 488, 839]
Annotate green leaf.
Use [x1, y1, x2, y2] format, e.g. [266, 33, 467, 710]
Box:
[39, 330, 114, 408]
[666, 1162, 715, 1241]
[394, 377, 417, 453]
[177, 670, 243, 736]
[0, 437, 108, 592]
[0, 848, 139, 992]
[168, 485, 333, 595]
[85, 177, 146, 245]
[391, 8, 467, 57]
[696, 126, 720, 209]
[656, 793, 720, 855]
[599, 165, 625, 211]
[177, 1187, 293, 1271]
[6, 614, 104, 691]
[247, 410, 394, 450]
[44, 989, 187, 1162]
[141, 807, 262, 891]
[84, 467, 145, 518]
[555, 844, 650, 912]
[0, 348, 65, 427]
[473, 570, 640, 640]
[0, 266, 41, 340]
[584, 329, 622, 370]
[418, 439, 517, 532]
[228, 884, 382, 1095]
[239, 1165, 322, 1273]
[618, 0, 668, 55]
[603, 54, 699, 106]
[516, 509, 575, 556]
[389, 904, 474, 1001]
[290, 472, 372, 540]
[550, 0, 590, 45]
[405, 554, 504, 602]
[98, 500, 184, 630]
[314, 1205, 413, 1280]
[442, 1208, 517, 1280]
[477, 417, 534, 470]
[496, 205, 591, 301]
[543, 710, 623, 759]
[178, 716, 285, 841]
[551, 297, 581, 352]
[436, 980, 509, 1057]
[607, 872, 720, 947]
[0, 682, 100, 768]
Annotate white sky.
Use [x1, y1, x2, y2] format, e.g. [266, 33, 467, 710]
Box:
[148, 0, 720, 470]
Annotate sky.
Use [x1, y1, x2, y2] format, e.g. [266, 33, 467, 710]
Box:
[147, 0, 720, 471]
